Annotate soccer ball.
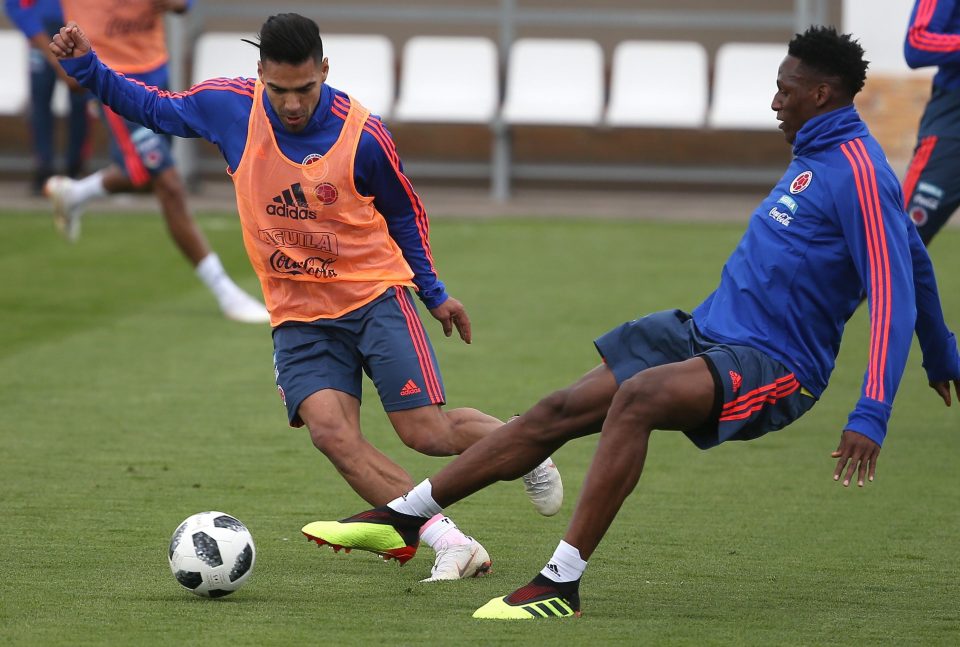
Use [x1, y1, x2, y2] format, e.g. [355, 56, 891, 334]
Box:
[168, 511, 256, 598]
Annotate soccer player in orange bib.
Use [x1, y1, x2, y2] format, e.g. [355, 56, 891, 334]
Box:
[45, 0, 269, 323]
[49, 13, 563, 581]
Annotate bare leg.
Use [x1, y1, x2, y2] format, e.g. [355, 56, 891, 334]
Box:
[299, 389, 414, 506]
[99, 164, 134, 193]
[387, 406, 503, 456]
[564, 358, 715, 559]
[430, 365, 620, 506]
[100, 165, 211, 265]
[151, 167, 211, 266]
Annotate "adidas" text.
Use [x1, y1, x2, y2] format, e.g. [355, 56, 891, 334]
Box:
[266, 203, 317, 220]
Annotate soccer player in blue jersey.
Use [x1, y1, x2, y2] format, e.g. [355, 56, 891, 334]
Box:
[294, 26, 960, 619]
[903, 0, 960, 245]
[44, 0, 268, 324]
[48, 13, 562, 582]
[3, 0, 89, 193]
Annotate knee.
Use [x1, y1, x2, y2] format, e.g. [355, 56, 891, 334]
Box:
[613, 372, 662, 426]
[530, 389, 569, 423]
[396, 424, 449, 457]
[151, 168, 185, 198]
[306, 420, 354, 459]
[523, 387, 579, 441]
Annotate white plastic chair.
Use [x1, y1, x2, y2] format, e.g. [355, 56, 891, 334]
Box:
[605, 40, 708, 128]
[0, 31, 30, 115]
[501, 38, 605, 126]
[707, 42, 786, 130]
[323, 34, 395, 119]
[192, 31, 261, 82]
[393, 36, 498, 124]
[191, 32, 395, 119]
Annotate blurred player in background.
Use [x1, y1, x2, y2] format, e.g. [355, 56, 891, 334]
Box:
[45, 0, 269, 323]
[297, 26, 960, 619]
[49, 13, 563, 581]
[903, 0, 960, 245]
[4, 0, 89, 194]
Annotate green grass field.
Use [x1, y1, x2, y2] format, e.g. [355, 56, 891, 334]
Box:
[1, 209, 958, 646]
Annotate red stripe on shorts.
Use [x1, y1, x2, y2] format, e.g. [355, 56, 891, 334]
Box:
[102, 105, 151, 186]
[393, 287, 443, 403]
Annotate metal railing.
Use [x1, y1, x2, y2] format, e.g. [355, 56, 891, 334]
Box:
[168, 0, 833, 199]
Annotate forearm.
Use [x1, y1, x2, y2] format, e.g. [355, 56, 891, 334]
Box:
[904, 0, 960, 67]
[61, 52, 201, 138]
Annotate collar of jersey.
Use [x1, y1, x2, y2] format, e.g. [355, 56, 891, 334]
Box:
[792, 104, 868, 157]
[262, 83, 334, 139]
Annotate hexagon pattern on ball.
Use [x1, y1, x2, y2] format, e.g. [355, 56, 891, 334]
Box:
[168, 511, 256, 598]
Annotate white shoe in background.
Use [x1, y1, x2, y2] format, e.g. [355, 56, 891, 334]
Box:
[218, 287, 270, 324]
[523, 457, 563, 516]
[44, 176, 84, 243]
[420, 537, 492, 582]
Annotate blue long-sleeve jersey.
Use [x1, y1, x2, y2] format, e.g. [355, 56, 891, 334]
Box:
[59, 51, 449, 309]
[4, 0, 63, 38]
[692, 105, 960, 446]
[905, 0, 960, 89]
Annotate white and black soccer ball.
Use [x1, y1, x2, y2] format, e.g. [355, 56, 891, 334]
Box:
[168, 511, 256, 598]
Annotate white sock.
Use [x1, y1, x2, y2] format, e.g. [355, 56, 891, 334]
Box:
[195, 253, 242, 302]
[387, 479, 442, 518]
[540, 540, 588, 583]
[419, 514, 471, 551]
[71, 170, 108, 205]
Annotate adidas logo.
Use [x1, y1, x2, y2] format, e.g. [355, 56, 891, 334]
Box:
[520, 598, 576, 618]
[399, 379, 422, 397]
[265, 183, 317, 220]
[729, 371, 743, 393]
[546, 563, 560, 576]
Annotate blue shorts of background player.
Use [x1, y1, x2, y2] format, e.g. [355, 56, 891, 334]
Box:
[273, 286, 446, 427]
[99, 65, 175, 187]
[595, 309, 816, 449]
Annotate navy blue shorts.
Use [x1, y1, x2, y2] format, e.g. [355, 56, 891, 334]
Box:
[101, 105, 175, 187]
[903, 134, 960, 245]
[594, 309, 816, 449]
[272, 286, 446, 427]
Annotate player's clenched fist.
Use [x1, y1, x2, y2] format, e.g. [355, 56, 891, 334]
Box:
[49, 22, 91, 59]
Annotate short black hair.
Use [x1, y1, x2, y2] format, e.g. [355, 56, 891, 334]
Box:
[243, 13, 323, 64]
[787, 25, 868, 98]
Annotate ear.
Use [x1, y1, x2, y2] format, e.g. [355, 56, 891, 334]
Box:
[257, 60, 263, 81]
[813, 81, 834, 108]
[320, 57, 330, 83]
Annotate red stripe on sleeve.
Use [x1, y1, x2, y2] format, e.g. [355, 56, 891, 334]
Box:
[908, 0, 960, 52]
[841, 140, 891, 401]
[853, 138, 892, 401]
[331, 97, 438, 273]
[840, 142, 882, 398]
[362, 117, 437, 270]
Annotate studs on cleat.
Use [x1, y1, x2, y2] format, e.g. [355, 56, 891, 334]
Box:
[302, 530, 410, 564]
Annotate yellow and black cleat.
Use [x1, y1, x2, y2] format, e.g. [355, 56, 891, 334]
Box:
[301, 506, 426, 565]
[472, 575, 581, 619]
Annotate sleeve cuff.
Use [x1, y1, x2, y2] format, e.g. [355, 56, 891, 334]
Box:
[923, 332, 960, 382]
[845, 397, 892, 446]
[414, 279, 448, 310]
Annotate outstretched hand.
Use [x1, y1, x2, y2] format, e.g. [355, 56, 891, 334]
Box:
[429, 297, 472, 344]
[49, 22, 91, 59]
[929, 379, 960, 407]
[831, 430, 880, 487]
